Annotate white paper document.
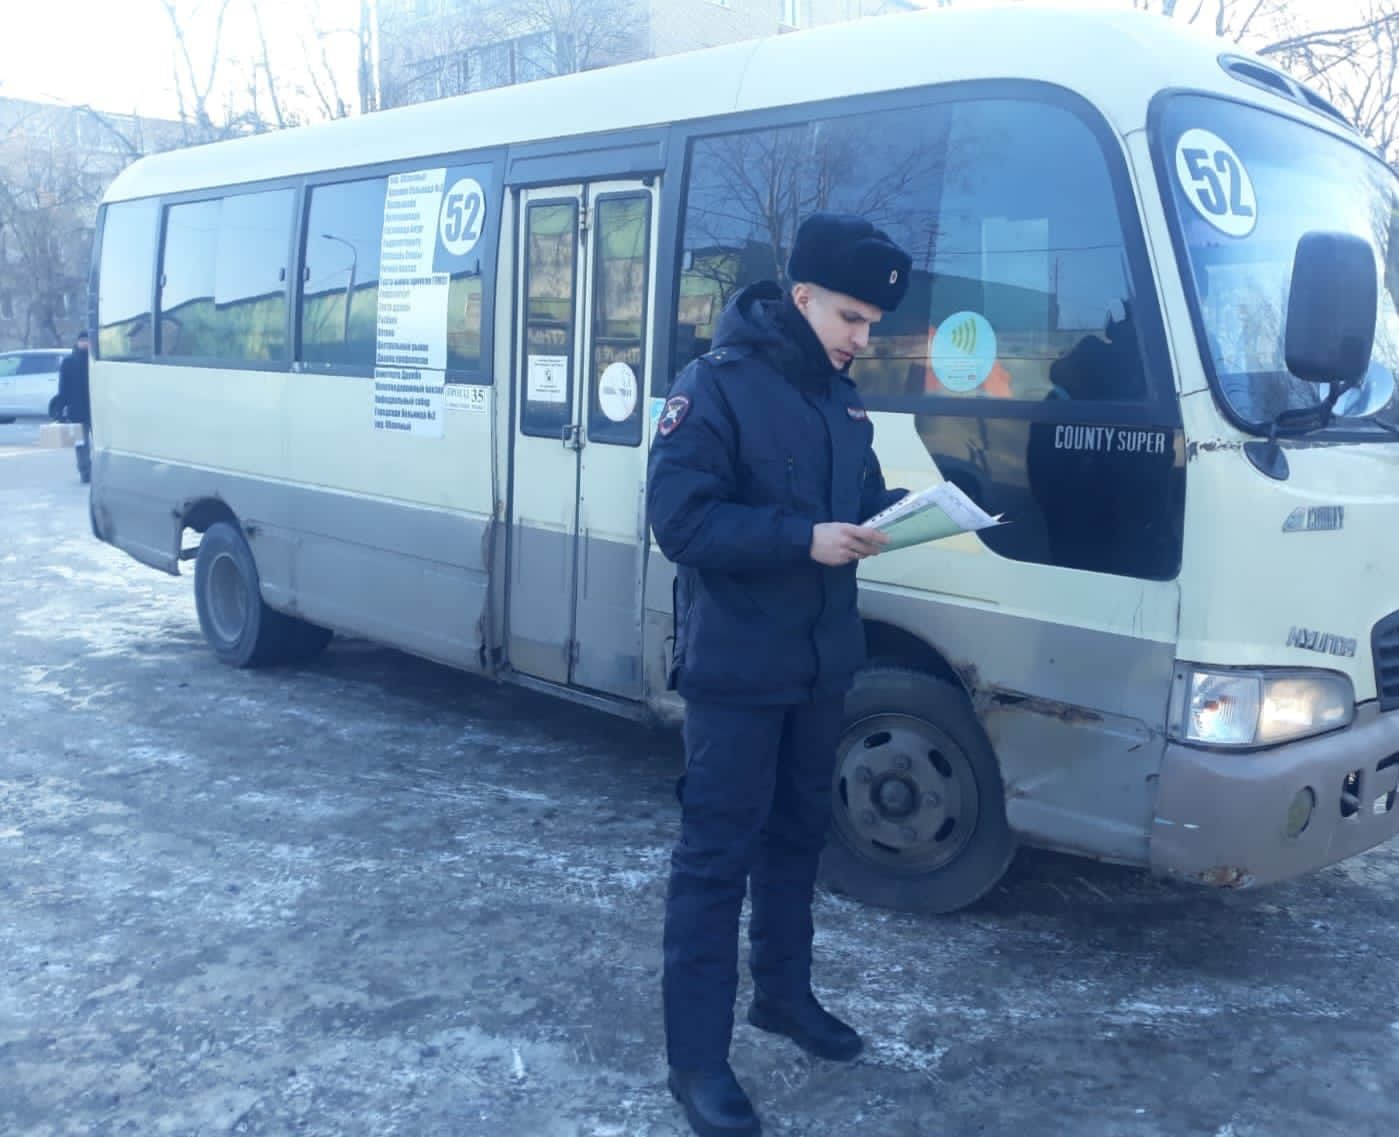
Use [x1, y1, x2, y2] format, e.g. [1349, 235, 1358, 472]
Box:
[863, 481, 1004, 551]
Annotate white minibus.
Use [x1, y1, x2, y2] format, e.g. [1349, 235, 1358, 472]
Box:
[89, 6, 1399, 911]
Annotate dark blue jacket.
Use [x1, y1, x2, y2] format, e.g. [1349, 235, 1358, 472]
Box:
[648, 283, 903, 706]
[57, 348, 90, 426]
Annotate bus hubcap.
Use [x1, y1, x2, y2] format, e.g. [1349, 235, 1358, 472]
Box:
[207, 553, 249, 644]
[834, 713, 979, 872]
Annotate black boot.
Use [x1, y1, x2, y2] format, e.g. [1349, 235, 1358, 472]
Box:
[667, 1063, 761, 1137]
[747, 991, 863, 1061]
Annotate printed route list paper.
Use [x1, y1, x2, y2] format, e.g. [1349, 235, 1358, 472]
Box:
[374, 169, 450, 438]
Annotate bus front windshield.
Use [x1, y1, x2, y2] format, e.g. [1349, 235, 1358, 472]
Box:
[1158, 94, 1399, 437]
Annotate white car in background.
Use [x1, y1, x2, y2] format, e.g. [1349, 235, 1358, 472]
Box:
[0, 348, 68, 422]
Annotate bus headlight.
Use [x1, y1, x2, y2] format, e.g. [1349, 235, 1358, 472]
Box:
[1170, 666, 1354, 748]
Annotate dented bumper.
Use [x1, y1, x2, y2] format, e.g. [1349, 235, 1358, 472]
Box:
[1151, 702, 1399, 888]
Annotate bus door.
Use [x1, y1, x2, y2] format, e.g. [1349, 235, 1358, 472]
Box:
[507, 180, 657, 698]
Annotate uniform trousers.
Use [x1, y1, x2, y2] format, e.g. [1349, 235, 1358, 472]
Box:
[662, 697, 844, 1070]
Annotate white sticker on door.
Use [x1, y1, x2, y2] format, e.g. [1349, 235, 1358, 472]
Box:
[528, 355, 569, 404]
[598, 362, 638, 423]
[1174, 129, 1258, 238]
[445, 383, 490, 413]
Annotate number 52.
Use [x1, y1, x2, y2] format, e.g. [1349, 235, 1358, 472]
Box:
[1182, 147, 1254, 220]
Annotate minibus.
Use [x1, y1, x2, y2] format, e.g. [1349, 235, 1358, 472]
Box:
[89, 5, 1399, 911]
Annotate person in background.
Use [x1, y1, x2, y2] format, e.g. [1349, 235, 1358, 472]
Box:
[55, 330, 91, 484]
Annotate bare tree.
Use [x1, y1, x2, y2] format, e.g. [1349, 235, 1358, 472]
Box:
[377, 0, 646, 107]
[378, 5, 493, 107]
[0, 106, 108, 345]
[1259, 1, 1399, 167]
[158, 0, 242, 142]
[156, 0, 361, 141]
[508, 0, 646, 76]
[248, 0, 290, 130]
[931, 0, 1399, 164]
[262, 3, 367, 125]
[1128, 0, 1288, 42]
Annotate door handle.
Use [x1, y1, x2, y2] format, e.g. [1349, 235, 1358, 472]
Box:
[561, 424, 583, 450]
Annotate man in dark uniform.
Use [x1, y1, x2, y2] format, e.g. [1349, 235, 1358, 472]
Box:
[648, 213, 912, 1137]
[55, 330, 92, 484]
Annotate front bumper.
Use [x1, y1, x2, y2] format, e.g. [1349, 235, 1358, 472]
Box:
[1150, 701, 1399, 887]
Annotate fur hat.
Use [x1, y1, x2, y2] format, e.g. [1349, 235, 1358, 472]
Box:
[787, 212, 913, 312]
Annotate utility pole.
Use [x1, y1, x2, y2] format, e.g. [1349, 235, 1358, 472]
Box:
[360, 0, 382, 114]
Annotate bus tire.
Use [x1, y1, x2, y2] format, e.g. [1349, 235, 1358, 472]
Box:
[821, 667, 1015, 914]
[194, 521, 297, 668]
[280, 619, 334, 664]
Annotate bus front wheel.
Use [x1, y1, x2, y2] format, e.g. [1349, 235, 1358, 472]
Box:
[821, 668, 1015, 914]
[193, 521, 331, 668]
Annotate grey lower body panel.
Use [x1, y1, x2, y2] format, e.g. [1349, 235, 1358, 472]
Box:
[507, 522, 576, 684]
[1151, 702, 1399, 887]
[507, 523, 646, 699]
[572, 528, 645, 699]
[91, 448, 183, 575]
[93, 450, 492, 673]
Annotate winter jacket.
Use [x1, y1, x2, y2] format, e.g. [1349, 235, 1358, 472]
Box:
[57, 349, 90, 426]
[647, 282, 904, 706]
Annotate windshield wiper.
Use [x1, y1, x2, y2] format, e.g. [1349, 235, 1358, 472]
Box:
[1259, 385, 1345, 440]
[1245, 387, 1348, 480]
[1364, 415, 1399, 436]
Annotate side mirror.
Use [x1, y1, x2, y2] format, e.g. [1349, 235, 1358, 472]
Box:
[1286, 231, 1378, 389]
[1333, 361, 1397, 419]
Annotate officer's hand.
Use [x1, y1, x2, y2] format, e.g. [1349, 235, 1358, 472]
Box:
[810, 522, 889, 566]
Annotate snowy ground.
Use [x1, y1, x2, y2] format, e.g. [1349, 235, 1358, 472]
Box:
[2, 442, 1397, 1137]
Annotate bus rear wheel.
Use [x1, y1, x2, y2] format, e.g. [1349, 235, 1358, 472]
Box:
[821, 667, 1015, 914]
[194, 521, 331, 668]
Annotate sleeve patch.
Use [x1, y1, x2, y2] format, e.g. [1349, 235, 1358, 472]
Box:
[846, 405, 869, 422]
[657, 395, 691, 437]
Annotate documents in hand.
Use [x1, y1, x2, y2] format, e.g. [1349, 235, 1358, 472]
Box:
[863, 482, 1004, 551]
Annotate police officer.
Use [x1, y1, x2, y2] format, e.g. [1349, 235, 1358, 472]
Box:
[648, 213, 912, 1137]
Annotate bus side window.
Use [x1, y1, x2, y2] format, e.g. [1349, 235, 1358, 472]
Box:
[676, 90, 1177, 580]
[298, 162, 499, 380]
[97, 200, 159, 361]
[677, 97, 1152, 407]
[158, 189, 294, 362]
[301, 177, 389, 370]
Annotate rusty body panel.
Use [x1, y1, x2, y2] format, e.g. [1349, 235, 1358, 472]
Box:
[858, 588, 1175, 867]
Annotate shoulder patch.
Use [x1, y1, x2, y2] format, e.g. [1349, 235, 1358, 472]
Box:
[846, 405, 869, 422]
[657, 395, 691, 437]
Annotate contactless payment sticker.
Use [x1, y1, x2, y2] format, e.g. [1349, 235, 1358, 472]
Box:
[1175, 129, 1257, 238]
[930, 312, 997, 393]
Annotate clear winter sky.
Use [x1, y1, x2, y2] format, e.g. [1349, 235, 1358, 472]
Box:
[0, 0, 1372, 121]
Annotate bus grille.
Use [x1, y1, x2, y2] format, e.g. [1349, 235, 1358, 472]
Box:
[1373, 611, 1399, 711]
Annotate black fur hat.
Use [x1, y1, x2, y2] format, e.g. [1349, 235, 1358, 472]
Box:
[787, 212, 913, 312]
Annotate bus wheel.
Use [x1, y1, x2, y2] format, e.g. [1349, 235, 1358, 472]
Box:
[821, 667, 1014, 914]
[194, 521, 329, 668]
[280, 620, 334, 664]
